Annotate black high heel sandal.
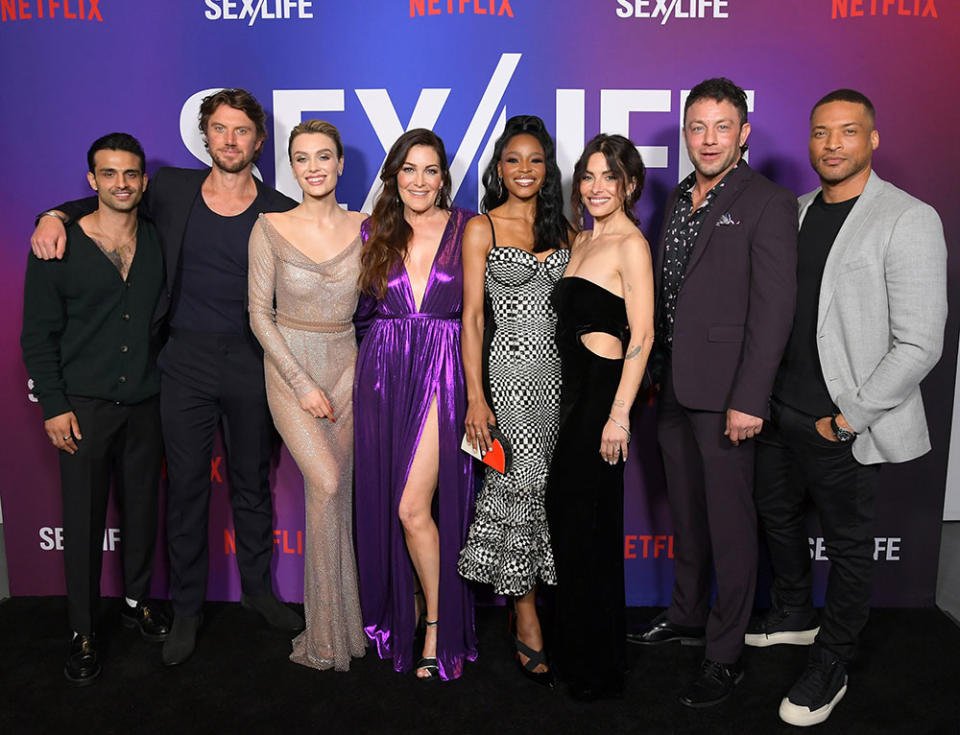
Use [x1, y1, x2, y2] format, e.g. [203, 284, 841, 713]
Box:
[508, 603, 555, 688]
[416, 620, 439, 682]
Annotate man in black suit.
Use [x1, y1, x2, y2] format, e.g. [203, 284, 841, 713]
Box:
[31, 89, 303, 666]
[629, 78, 798, 707]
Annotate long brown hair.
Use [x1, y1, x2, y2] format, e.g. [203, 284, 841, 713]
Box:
[359, 128, 452, 299]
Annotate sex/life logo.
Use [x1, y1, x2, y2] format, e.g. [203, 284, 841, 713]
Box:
[203, 0, 314, 25]
[177, 54, 756, 211]
[810, 536, 903, 561]
[1, 0, 102, 22]
[615, 0, 729, 24]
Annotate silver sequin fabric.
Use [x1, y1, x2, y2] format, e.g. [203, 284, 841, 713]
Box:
[248, 214, 367, 671]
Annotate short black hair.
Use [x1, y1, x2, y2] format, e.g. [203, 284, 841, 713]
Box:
[87, 132, 146, 174]
[684, 77, 749, 126]
[811, 89, 875, 125]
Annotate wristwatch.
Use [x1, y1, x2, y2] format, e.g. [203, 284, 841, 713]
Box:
[830, 415, 857, 443]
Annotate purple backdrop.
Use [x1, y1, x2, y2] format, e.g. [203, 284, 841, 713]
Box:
[0, 0, 956, 607]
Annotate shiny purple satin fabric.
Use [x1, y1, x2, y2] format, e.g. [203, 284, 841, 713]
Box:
[353, 207, 478, 680]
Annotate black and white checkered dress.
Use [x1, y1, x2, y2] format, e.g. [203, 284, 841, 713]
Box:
[457, 239, 569, 596]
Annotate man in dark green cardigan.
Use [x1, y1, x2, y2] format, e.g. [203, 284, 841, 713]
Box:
[21, 133, 170, 686]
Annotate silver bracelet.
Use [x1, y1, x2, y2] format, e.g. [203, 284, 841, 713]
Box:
[608, 415, 631, 442]
[40, 210, 67, 224]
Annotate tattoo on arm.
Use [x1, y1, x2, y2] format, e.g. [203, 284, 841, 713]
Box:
[626, 282, 632, 292]
[613, 399, 625, 408]
[625, 344, 644, 360]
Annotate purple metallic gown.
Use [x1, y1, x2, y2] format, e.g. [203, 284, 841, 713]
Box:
[353, 206, 478, 680]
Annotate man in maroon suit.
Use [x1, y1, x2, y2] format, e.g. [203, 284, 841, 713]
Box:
[629, 78, 798, 707]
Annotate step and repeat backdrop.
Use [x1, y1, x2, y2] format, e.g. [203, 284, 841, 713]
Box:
[0, 1, 957, 607]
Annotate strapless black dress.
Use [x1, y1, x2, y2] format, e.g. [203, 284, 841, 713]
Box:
[546, 276, 630, 698]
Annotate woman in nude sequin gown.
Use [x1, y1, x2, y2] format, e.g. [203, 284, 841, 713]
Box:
[248, 120, 367, 671]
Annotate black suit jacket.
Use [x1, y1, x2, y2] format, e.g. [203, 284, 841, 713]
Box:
[54, 166, 298, 333]
[654, 162, 798, 419]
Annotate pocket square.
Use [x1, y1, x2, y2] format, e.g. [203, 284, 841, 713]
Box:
[716, 212, 740, 226]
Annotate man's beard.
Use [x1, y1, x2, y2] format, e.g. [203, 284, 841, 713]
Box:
[211, 148, 254, 174]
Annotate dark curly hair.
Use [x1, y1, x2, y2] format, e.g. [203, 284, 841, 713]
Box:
[359, 128, 452, 299]
[570, 134, 646, 228]
[480, 115, 571, 252]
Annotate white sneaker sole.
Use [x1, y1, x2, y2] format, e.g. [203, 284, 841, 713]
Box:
[744, 626, 819, 647]
[778, 682, 847, 727]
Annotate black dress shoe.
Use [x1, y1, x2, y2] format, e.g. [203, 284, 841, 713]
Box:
[64, 633, 101, 687]
[240, 592, 305, 633]
[627, 611, 706, 646]
[679, 658, 744, 708]
[162, 614, 202, 667]
[121, 602, 171, 642]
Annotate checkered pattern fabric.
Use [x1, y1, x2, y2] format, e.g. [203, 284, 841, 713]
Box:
[458, 247, 569, 596]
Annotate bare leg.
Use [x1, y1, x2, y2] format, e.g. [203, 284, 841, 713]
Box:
[514, 589, 548, 673]
[398, 397, 440, 678]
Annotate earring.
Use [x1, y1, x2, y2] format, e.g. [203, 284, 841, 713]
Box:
[497, 176, 504, 198]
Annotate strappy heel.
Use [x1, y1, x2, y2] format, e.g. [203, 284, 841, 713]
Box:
[508, 603, 555, 687]
[416, 620, 439, 681]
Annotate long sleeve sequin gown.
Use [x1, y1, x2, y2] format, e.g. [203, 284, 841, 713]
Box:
[248, 215, 367, 671]
[353, 207, 479, 681]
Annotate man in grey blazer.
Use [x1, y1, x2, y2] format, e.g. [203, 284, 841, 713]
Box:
[748, 89, 947, 727]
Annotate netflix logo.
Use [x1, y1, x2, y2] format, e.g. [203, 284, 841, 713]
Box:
[1, 0, 102, 22]
[625, 534, 675, 559]
[224, 528, 304, 555]
[410, 0, 514, 18]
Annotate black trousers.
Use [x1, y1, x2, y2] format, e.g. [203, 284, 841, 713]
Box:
[159, 330, 275, 616]
[657, 373, 758, 664]
[754, 399, 881, 663]
[59, 395, 162, 634]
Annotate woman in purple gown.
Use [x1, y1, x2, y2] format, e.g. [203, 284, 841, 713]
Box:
[353, 128, 478, 681]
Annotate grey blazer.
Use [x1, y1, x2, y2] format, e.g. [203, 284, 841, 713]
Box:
[801, 171, 947, 465]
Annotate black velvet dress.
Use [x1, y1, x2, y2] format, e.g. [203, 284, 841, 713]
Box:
[546, 276, 630, 698]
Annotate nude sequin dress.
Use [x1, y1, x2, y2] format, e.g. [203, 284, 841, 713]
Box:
[248, 214, 366, 671]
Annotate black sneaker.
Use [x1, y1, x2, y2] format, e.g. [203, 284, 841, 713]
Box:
[779, 646, 847, 726]
[744, 606, 819, 647]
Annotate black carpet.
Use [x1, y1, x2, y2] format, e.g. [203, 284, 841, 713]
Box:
[1, 598, 958, 734]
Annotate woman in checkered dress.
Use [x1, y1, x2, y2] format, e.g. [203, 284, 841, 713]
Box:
[457, 116, 572, 685]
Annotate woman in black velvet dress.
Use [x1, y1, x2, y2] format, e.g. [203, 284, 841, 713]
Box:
[546, 134, 654, 700]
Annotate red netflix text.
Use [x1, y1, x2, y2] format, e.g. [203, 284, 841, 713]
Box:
[224, 529, 304, 555]
[832, 0, 937, 18]
[1, 0, 102, 22]
[625, 534, 674, 559]
[410, 0, 514, 18]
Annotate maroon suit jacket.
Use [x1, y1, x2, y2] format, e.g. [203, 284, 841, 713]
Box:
[655, 162, 798, 419]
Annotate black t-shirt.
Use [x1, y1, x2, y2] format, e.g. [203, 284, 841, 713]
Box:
[169, 192, 266, 334]
[773, 192, 859, 416]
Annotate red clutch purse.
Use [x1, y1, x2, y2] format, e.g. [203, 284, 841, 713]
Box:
[460, 425, 513, 474]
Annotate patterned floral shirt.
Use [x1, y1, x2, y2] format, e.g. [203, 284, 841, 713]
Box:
[656, 165, 737, 349]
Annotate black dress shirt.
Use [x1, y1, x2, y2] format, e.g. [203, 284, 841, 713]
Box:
[656, 166, 736, 349]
